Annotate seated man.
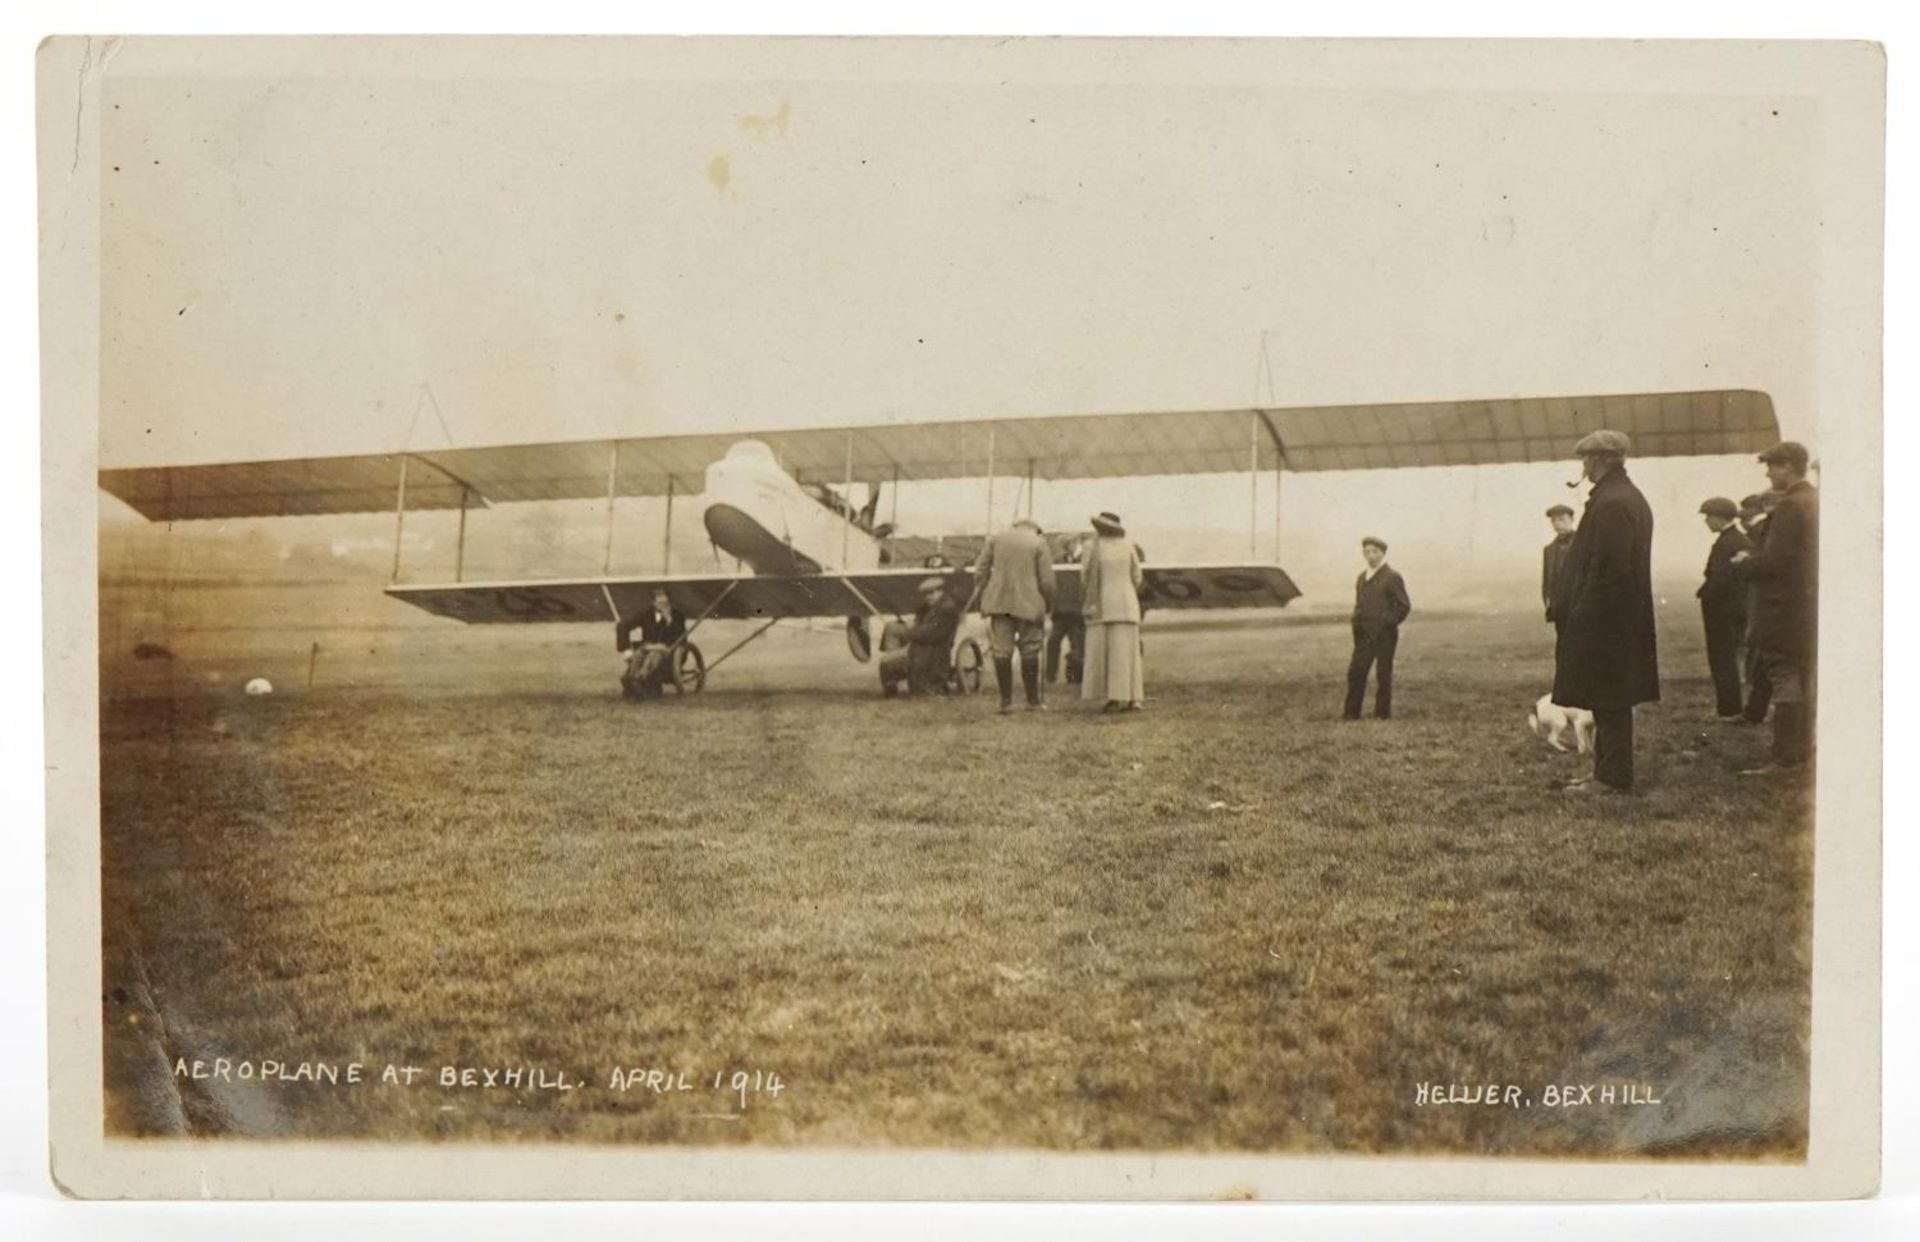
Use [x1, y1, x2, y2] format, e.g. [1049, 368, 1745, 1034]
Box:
[879, 576, 962, 698]
[616, 588, 688, 700]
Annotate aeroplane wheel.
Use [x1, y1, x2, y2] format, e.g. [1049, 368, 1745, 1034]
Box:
[846, 616, 873, 663]
[673, 643, 707, 694]
[953, 638, 984, 694]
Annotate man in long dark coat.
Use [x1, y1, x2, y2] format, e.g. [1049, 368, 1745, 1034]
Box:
[1696, 497, 1752, 719]
[1732, 442, 1819, 772]
[1551, 430, 1659, 792]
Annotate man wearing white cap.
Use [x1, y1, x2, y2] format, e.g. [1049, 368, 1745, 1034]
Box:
[1550, 429, 1659, 793]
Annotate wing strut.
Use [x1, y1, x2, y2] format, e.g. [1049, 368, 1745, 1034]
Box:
[662, 476, 675, 575]
[840, 574, 887, 621]
[699, 615, 784, 678]
[984, 425, 997, 534]
[840, 430, 854, 568]
[455, 487, 469, 582]
[602, 442, 619, 573]
[390, 455, 411, 583]
[1248, 411, 1260, 559]
[681, 578, 741, 638]
[1273, 463, 1284, 563]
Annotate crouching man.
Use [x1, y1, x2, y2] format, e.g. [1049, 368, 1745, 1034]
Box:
[879, 576, 961, 698]
[616, 588, 687, 700]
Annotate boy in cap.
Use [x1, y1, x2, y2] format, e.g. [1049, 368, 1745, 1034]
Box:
[1697, 497, 1752, 719]
[1541, 504, 1576, 623]
[1731, 442, 1818, 772]
[1549, 430, 1658, 793]
[1738, 490, 1781, 540]
[1344, 537, 1411, 720]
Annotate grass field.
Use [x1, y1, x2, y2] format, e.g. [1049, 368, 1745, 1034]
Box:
[99, 599, 1812, 1157]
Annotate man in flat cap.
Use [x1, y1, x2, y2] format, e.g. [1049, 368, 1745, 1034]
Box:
[1731, 442, 1819, 772]
[1541, 504, 1577, 623]
[880, 574, 963, 698]
[1344, 536, 1411, 720]
[1550, 430, 1658, 793]
[1697, 497, 1753, 720]
[971, 517, 1056, 713]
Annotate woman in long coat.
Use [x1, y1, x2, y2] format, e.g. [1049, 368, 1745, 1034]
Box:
[1080, 511, 1145, 712]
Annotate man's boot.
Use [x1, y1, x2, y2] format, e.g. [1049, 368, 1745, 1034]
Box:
[993, 655, 1014, 713]
[1743, 702, 1808, 775]
[1021, 652, 1044, 709]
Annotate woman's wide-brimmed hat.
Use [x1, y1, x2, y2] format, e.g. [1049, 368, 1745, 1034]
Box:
[1091, 511, 1126, 536]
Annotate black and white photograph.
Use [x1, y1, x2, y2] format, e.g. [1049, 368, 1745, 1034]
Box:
[39, 35, 1883, 1200]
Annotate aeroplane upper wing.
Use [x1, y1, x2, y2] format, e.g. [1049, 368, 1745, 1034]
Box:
[386, 563, 1301, 625]
[100, 389, 1779, 522]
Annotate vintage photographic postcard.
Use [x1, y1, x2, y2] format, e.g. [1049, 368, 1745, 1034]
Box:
[40, 36, 1883, 1200]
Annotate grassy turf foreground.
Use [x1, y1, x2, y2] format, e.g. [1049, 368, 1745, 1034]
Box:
[100, 606, 1811, 1156]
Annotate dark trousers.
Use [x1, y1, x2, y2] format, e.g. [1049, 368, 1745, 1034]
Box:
[1344, 625, 1398, 719]
[1593, 707, 1634, 789]
[1046, 615, 1085, 684]
[621, 645, 671, 700]
[1742, 647, 1773, 723]
[1702, 602, 1745, 717]
[1756, 650, 1814, 767]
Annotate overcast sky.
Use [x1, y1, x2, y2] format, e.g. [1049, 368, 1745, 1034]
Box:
[97, 47, 1821, 594]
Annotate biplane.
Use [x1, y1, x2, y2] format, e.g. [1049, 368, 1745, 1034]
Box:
[98, 390, 1780, 693]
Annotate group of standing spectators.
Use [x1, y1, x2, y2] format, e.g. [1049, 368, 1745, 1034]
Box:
[1701, 442, 1820, 769]
[1540, 432, 1818, 794]
[625, 432, 1820, 788]
[968, 511, 1147, 714]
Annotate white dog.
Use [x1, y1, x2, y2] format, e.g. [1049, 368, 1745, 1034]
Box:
[1529, 693, 1594, 754]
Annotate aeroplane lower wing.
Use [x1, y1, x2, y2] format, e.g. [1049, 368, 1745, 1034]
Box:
[1131, 564, 1301, 611]
[385, 562, 1301, 625]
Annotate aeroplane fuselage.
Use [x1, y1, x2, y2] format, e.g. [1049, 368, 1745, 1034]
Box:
[701, 440, 883, 576]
